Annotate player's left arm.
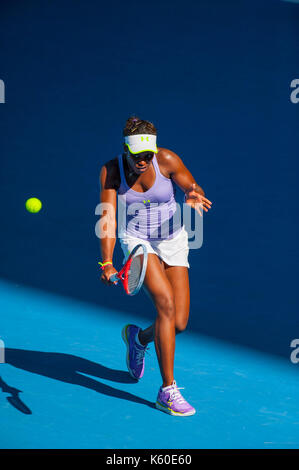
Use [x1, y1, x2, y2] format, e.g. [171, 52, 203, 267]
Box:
[160, 149, 212, 214]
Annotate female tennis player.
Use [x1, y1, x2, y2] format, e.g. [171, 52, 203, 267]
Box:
[99, 116, 212, 416]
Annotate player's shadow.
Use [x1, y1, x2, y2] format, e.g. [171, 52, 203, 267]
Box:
[4, 348, 155, 412]
[0, 376, 32, 414]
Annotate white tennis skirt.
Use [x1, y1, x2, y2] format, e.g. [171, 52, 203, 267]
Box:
[119, 226, 190, 268]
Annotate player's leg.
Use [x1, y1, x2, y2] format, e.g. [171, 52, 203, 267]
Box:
[134, 257, 195, 416]
[142, 254, 176, 387]
[139, 264, 190, 343]
[122, 253, 175, 384]
[164, 264, 190, 334]
[153, 262, 195, 416]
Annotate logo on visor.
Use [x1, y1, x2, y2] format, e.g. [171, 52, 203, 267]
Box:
[141, 136, 149, 142]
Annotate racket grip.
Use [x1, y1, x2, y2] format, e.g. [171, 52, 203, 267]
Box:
[109, 273, 119, 283]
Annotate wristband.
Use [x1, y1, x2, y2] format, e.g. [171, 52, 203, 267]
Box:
[98, 260, 113, 270]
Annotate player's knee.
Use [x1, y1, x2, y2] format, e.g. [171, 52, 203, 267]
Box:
[156, 293, 175, 320]
[175, 318, 188, 334]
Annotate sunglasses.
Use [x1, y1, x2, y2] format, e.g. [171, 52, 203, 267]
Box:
[130, 152, 154, 163]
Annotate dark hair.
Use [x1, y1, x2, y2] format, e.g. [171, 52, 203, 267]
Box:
[123, 116, 157, 137]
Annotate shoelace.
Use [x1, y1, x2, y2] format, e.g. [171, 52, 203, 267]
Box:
[169, 385, 186, 404]
[135, 346, 150, 365]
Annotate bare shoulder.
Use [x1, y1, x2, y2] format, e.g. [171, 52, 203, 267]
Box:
[156, 147, 183, 177]
[100, 157, 120, 190]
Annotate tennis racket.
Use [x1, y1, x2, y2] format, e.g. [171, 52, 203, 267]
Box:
[109, 244, 148, 296]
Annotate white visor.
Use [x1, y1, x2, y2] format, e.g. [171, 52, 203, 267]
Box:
[124, 134, 157, 154]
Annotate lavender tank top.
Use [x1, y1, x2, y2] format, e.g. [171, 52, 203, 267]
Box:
[117, 154, 182, 240]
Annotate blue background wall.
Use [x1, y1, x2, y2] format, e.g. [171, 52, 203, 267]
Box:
[0, 0, 298, 358]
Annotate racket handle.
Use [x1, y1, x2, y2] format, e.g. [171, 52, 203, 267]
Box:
[109, 273, 119, 283]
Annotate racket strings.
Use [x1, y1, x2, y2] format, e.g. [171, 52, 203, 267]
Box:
[127, 255, 143, 294]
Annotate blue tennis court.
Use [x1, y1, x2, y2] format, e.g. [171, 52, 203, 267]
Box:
[1, 279, 299, 449]
[1, 0, 299, 450]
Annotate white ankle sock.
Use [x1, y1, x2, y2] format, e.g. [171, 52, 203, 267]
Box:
[162, 381, 175, 391]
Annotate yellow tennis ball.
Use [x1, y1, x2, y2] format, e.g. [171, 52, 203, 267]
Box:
[25, 197, 42, 213]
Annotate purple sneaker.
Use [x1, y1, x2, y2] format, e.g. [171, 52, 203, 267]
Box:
[156, 380, 196, 416]
[121, 324, 147, 380]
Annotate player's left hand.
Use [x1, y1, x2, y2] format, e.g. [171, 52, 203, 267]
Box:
[185, 183, 212, 216]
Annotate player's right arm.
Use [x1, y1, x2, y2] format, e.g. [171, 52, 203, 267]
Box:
[99, 159, 119, 285]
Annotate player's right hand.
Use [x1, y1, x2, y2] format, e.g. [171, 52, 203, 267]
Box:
[101, 265, 118, 285]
